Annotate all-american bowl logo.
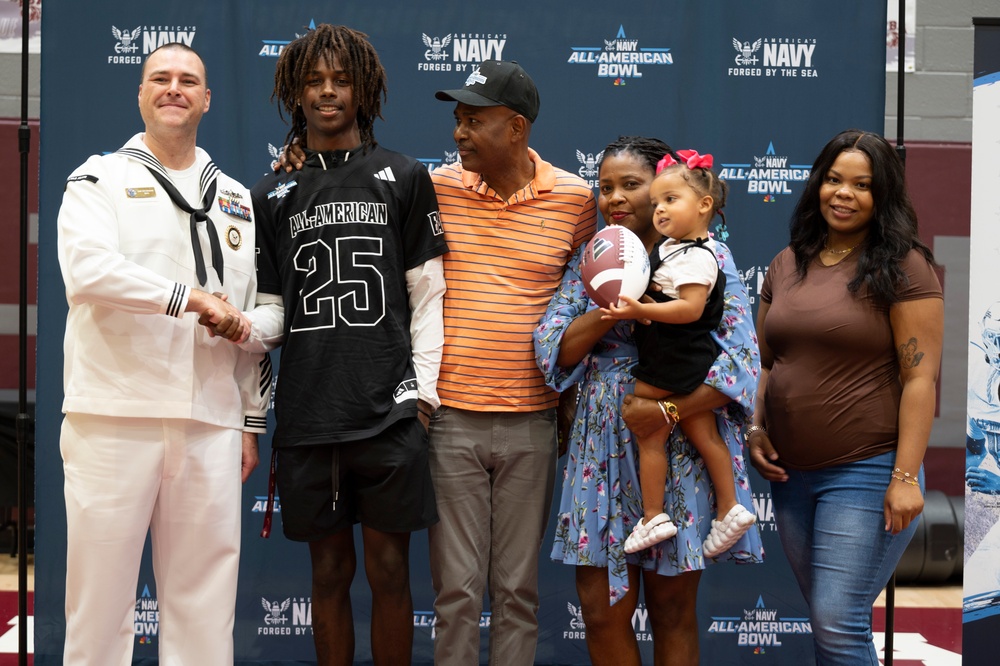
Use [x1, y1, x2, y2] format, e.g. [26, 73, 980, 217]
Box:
[417, 149, 460, 175]
[727, 36, 818, 78]
[259, 19, 315, 57]
[413, 611, 490, 638]
[575, 149, 605, 188]
[568, 25, 673, 85]
[416, 32, 507, 72]
[251, 495, 282, 513]
[259, 595, 313, 636]
[563, 601, 653, 642]
[719, 142, 810, 200]
[707, 594, 812, 652]
[109, 24, 196, 65]
[135, 583, 159, 644]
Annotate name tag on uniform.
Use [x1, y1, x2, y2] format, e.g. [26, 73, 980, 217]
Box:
[125, 187, 156, 198]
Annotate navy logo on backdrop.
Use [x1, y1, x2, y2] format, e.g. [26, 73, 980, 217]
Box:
[750, 490, 777, 531]
[108, 23, 196, 65]
[262, 598, 291, 627]
[563, 601, 586, 640]
[142, 26, 196, 52]
[109, 25, 142, 65]
[267, 143, 284, 172]
[562, 601, 652, 642]
[259, 596, 312, 637]
[719, 142, 810, 200]
[422, 33, 453, 61]
[416, 31, 507, 72]
[576, 150, 604, 187]
[707, 595, 812, 653]
[728, 36, 818, 78]
[112, 26, 141, 54]
[568, 26, 673, 84]
[732, 38, 763, 66]
[738, 265, 768, 307]
[568, 602, 586, 630]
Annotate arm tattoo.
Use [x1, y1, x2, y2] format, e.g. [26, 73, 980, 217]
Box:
[898, 337, 924, 369]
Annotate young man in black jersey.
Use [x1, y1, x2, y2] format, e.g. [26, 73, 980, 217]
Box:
[215, 24, 448, 666]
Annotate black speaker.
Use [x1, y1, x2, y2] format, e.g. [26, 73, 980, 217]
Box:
[895, 490, 963, 584]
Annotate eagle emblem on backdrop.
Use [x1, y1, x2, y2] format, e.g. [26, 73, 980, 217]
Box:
[422, 33, 453, 61]
[112, 26, 142, 54]
[576, 150, 604, 180]
[732, 38, 762, 66]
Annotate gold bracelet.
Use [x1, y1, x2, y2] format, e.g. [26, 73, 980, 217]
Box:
[893, 467, 918, 482]
[891, 473, 919, 487]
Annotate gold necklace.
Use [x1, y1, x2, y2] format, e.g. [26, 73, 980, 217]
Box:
[823, 243, 857, 255]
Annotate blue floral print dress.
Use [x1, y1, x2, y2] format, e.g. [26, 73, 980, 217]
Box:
[534, 241, 765, 605]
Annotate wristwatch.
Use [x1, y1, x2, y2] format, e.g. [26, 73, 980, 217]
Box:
[659, 400, 681, 423]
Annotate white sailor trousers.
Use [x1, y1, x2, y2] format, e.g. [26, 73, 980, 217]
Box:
[61, 413, 242, 666]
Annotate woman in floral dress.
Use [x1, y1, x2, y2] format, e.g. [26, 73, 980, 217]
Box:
[533, 136, 764, 665]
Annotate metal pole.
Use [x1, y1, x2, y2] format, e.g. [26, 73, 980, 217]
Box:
[885, 4, 907, 664]
[895, 0, 907, 167]
[17, 0, 33, 664]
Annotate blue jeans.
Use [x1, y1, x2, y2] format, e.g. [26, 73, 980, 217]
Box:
[770, 450, 923, 665]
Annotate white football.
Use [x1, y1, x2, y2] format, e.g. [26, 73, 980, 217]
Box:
[580, 225, 651, 309]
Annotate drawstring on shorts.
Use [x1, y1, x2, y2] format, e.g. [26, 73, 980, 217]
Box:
[331, 447, 340, 512]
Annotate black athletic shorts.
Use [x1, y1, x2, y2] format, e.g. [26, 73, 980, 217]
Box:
[275, 416, 438, 540]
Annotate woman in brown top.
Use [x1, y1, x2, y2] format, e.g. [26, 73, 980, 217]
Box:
[748, 129, 943, 665]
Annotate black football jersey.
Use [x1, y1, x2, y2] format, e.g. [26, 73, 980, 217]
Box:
[252, 144, 447, 447]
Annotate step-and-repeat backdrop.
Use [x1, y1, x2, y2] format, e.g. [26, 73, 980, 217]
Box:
[34, 1, 887, 663]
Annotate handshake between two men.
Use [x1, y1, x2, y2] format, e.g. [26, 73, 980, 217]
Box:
[187, 289, 252, 343]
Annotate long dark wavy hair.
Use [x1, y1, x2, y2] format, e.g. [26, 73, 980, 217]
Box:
[272, 24, 386, 148]
[789, 129, 935, 306]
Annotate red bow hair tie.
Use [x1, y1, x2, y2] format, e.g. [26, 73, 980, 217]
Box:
[656, 149, 714, 173]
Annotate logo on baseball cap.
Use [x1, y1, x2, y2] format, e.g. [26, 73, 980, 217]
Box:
[435, 60, 539, 122]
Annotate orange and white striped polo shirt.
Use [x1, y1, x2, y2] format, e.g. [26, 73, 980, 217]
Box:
[432, 148, 597, 411]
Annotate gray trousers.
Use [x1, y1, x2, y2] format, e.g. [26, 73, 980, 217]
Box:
[428, 406, 557, 666]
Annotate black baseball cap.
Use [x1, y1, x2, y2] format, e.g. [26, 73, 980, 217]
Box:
[435, 60, 540, 122]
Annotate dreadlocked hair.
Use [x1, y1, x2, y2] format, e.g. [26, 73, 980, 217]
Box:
[599, 135, 675, 174]
[272, 24, 387, 148]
